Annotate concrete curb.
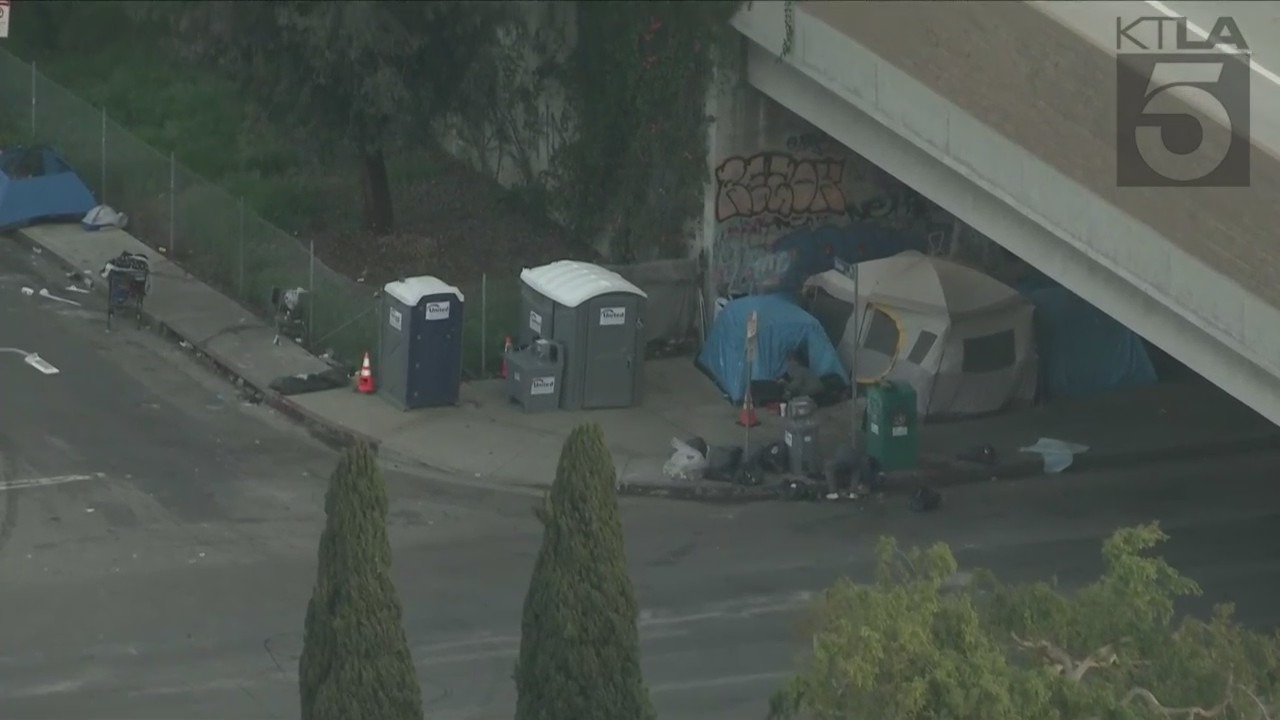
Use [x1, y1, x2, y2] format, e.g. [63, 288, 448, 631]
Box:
[9, 230, 377, 453]
[617, 480, 783, 502]
[614, 430, 1280, 503]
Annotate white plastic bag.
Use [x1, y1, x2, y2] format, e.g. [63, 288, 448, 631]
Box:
[662, 437, 708, 481]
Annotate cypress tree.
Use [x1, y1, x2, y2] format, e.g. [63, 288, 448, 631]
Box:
[514, 422, 655, 720]
[299, 443, 423, 720]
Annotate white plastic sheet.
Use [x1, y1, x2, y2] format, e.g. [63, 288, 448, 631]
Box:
[1019, 437, 1090, 474]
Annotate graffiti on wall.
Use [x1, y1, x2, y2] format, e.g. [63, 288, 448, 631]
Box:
[715, 153, 847, 222]
[711, 131, 949, 296]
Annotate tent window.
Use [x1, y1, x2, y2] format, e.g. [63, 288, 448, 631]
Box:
[906, 331, 938, 365]
[863, 308, 899, 356]
[962, 329, 1016, 373]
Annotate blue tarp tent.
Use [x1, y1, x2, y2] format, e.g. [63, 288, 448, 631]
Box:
[1017, 276, 1158, 400]
[697, 293, 847, 403]
[0, 146, 97, 231]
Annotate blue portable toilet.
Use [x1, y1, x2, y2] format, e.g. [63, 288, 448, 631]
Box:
[379, 276, 465, 410]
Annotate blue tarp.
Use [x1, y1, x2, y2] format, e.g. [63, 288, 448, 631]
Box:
[769, 222, 927, 293]
[1017, 275, 1158, 400]
[0, 146, 97, 231]
[697, 293, 847, 403]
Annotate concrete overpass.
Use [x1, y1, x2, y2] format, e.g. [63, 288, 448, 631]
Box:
[727, 1, 1280, 426]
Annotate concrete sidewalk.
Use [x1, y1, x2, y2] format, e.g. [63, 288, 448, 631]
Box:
[12, 223, 1280, 500]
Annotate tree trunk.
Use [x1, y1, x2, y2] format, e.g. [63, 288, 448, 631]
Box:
[360, 147, 394, 235]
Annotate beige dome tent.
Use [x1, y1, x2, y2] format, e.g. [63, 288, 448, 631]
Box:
[803, 251, 1038, 418]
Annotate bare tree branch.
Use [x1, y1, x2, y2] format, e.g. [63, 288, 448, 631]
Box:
[1121, 672, 1233, 719]
[1239, 684, 1274, 720]
[1009, 632, 1119, 682]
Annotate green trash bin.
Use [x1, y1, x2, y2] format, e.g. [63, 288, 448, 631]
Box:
[865, 381, 919, 471]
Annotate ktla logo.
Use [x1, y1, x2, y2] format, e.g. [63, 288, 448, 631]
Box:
[1115, 15, 1251, 187]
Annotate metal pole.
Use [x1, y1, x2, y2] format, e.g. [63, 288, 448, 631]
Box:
[849, 263, 862, 450]
[480, 273, 488, 376]
[100, 107, 107, 202]
[308, 239, 316, 345]
[30, 62, 36, 139]
[168, 152, 176, 256]
[237, 197, 245, 294]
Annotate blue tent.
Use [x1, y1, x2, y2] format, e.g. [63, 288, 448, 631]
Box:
[1017, 276, 1158, 400]
[697, 293, 847, 403]
[0, 146, 97, 231]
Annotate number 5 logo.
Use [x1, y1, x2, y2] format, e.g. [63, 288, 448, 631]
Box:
[1116, 54, 1250, 187]
[1134, 62, 1234, 181]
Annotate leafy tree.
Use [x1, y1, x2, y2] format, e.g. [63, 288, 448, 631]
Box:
[514, 422, 654, 720]
[298, 443, 422, 720]
[770, 522, 1280, 720]
[135, 0, 505, 234]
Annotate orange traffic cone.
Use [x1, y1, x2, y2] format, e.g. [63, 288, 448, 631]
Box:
[736, 396, 760, 428]
[500, 336, 513, 379]
[356, 352, 375, 394]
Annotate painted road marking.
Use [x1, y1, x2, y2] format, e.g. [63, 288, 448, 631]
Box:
[0, 473, 105, 492]
[37, 287, 82, 307]
[1144, 0, 1280, 88]
[23, 353, 59, 375]
[0, 347, 61, 375]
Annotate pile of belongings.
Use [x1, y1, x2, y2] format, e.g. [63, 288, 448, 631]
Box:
[81, 204, 129, 231]
[662, 436, 788, 486]
[100, 250, 152, 297]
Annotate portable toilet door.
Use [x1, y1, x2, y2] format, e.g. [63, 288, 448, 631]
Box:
[580, 291, 647, 409]
[382, 276, 465, 409]
[378, 290, 413, 408]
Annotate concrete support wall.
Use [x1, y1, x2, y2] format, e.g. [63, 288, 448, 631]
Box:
[730, 3, 1280, 425]
[698, 36, 959, 304]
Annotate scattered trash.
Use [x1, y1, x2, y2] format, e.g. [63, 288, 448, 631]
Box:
[31, 246, 41, 254]
[782, 478, 823, 501]
[66, 270, 94, 291]
[37, 288, 82, 307]
[663, 437, 708, 481]
[85, 507, 95, 513]
[20, 286, 33, 296]
[957, 443, 998, 465]
[64, 285, 91, 294]
[909, 486, 942, 512]
[1019, 437, 1090, 474]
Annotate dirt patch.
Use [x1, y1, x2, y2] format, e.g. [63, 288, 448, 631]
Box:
[308, 149, 588, 290]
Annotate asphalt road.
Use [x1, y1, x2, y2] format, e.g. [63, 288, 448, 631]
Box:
[1, 236, 1279, 719]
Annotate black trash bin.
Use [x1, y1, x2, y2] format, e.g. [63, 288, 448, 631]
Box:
[379, 276, 465, 410]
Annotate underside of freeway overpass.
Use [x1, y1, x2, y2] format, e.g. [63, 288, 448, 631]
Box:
[724, 0, 1280, 426]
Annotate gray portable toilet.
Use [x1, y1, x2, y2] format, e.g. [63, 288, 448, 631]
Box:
[518, 260, 647, 410]
[379, 276, 465, 410]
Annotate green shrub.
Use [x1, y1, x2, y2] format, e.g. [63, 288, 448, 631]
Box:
[514, 422, 654, 720]
[299, 444, 423, 720]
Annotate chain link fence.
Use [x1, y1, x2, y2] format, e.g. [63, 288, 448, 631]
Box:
[0, 49, 527, 378]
